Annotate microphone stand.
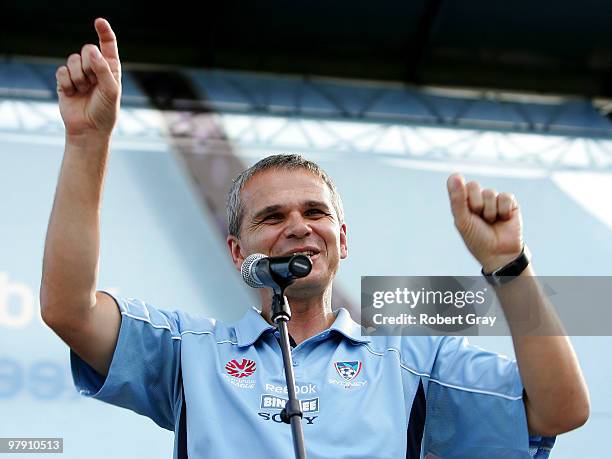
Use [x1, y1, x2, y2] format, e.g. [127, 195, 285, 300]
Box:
[270, 283, 307, 459]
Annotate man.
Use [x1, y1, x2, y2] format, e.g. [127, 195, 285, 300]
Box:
[41, 18, 589, 458]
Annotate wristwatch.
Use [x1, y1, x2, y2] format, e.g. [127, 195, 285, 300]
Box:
[481, 245, 530, 286]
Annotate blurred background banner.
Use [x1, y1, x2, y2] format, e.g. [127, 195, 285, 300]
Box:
[2, 2, 612, 457]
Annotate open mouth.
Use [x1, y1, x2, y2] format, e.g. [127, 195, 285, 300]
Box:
[285, 249, 320, 263]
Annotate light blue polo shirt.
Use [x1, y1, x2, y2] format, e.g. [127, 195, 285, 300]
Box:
[70, 293, 555, 458]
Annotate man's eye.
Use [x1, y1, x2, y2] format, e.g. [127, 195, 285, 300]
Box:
[263, 214, 282, 221]
[306, 209, 326, 216]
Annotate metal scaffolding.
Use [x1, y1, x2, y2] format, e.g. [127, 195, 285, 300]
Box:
[2, 60, 612, 172]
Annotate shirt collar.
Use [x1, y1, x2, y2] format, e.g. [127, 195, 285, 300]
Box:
[329, 308, 371, 344]
[234, 307, 276, 347]
[234, 306, 371, 347]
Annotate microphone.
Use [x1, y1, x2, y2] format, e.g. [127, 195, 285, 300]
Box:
[241, 253, 312, 289]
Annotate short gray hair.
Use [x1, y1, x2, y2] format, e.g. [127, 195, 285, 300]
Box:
[227, 154, 344, 237]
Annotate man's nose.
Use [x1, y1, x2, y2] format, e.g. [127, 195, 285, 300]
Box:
[284, 211, 311, 239]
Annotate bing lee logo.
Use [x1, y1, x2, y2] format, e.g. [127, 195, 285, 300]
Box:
[225, 359, 257, 378]
[258, 393, 320, 425]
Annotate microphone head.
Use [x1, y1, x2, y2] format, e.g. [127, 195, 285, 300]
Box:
[288, 254, 312, 278]
[241, 253, 266, 288]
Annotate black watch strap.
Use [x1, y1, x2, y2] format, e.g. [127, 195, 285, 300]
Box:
[481, 246, 530, 286]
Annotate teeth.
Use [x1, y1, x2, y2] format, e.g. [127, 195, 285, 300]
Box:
[293, 251, 315, 256]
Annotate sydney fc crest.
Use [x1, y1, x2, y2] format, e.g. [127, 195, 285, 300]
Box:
[334, 361, 362, 381]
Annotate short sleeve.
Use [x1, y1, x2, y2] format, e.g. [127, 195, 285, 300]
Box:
[421, 336, 556, 458]
[70, 293, 182, 431]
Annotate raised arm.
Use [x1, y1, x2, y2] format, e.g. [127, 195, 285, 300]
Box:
[40, 18, 122, 376]
[446, 173, 590, 436]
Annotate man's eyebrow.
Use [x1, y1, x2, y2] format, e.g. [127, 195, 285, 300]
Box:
[305, 200, 331, 211]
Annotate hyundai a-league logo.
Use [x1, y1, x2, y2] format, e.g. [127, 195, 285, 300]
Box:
[225, 359, 257, 378]
[334, 361, 362, 381]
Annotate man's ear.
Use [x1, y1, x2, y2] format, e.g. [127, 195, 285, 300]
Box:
[339, 223, 348, 259]
[227, 235, 245, 272]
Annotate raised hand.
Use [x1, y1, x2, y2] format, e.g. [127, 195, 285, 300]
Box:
[446, 174, 524, 273]
[56, 18, 121, 137]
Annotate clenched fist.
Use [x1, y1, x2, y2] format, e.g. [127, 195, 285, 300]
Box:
[56, 18, 121, 137]
[447, 174, 524, 273]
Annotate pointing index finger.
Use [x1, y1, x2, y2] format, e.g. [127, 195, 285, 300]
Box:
[94, 18, 119, 62]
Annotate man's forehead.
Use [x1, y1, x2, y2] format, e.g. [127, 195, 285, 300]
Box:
[243, 168, 329, 197]
[242, 168, 332, 212]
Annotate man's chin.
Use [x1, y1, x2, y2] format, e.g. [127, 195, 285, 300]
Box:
[283, 277, 328, 298]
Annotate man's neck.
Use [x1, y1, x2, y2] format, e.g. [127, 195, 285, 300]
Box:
[260, 289, 336, 345]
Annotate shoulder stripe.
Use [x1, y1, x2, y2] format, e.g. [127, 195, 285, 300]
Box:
[120, 312, 240, 345]
[180, 330, 213, 336]
[428, 378, 523, 401]
[180, 330, 239, 345]
[357, 342, 523, 400]
[215, 339, 239, 345]
[360, 343, 431, 377]
[121, 311, 179, 337]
